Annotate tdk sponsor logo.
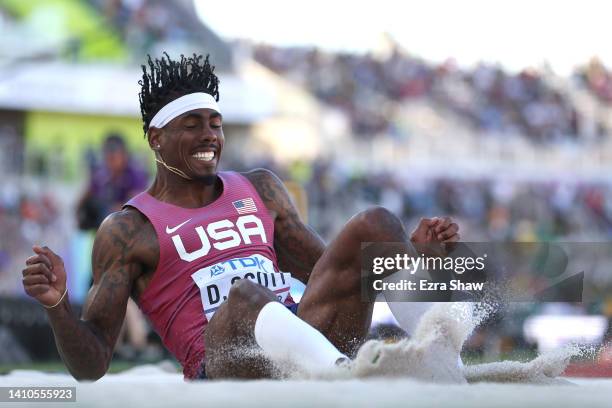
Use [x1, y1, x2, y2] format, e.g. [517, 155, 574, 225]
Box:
[209, 256, 271, 277]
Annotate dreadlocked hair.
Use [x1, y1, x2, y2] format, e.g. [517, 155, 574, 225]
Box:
[138, 52, 220, 135]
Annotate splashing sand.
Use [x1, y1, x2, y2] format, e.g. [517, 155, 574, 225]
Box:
[464, 346, 577, 384]
[289, 303, 581, 384]
[349, 303, 475, 383]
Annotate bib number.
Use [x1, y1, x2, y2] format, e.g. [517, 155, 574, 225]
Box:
[191, 254, 291, 320]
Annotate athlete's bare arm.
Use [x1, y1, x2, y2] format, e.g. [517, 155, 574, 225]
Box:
[22, 209, 155, 381]
[243, 168, 325, 284]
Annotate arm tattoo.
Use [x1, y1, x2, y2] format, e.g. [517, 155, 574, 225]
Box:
[46, 209, 150, 381]
[245, 169, 325, 283]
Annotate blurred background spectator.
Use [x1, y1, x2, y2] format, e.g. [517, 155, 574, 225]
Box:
[77, 133, 148, 230]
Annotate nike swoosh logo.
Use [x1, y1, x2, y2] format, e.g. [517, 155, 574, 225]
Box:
[165, 219, 192, 234]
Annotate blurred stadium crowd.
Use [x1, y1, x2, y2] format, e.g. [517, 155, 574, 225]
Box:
[581, 58, 612, 104]
[93, 0, 192, 55]
[240, 158, 612, 243]
[254, 45, 612, 143]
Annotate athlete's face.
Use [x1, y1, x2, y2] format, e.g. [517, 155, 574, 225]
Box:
[151, 108, 224, 182]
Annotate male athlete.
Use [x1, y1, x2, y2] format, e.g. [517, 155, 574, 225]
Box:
[22, 54, 459, 380]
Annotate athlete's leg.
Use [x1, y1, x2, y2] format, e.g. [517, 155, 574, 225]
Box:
[297, 206, 414, 356]
[203, 279, 277, 379]
[204, 279, 347, 379]
[205, 206, 415, 377]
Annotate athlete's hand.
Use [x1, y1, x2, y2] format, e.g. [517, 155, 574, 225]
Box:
[431, 216, 460, 251]
[22, 245, 68, 308]
[410, 216, 460, 257]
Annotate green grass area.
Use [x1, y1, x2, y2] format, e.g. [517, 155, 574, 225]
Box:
[0, 360, 178, 376]
[462, 349, 539, 365]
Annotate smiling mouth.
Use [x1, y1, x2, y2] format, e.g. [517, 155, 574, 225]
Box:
[192, 151, 215, 162]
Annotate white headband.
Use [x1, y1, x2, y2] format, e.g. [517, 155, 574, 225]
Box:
[149, 92, 221, 129]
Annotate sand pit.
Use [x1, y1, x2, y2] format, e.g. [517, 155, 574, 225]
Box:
[2, 304, 608, 407]
[1, 366, 611, 408]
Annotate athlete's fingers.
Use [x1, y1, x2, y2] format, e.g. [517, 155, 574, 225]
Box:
[422, 218, 439, 236]
[25, 254, 53, 270]
[41, 246, 63, 265]
[437, 223, 459, 241]
[32, 245, 45, 255]
[434, 217, 452, 233]
[22, 262, 49, 277]
[25, 283, 51, 297]
[412, 218, 442, 245]
[415, 217, 429, 229]
[442, 232, 460, 243]
[33, 245, 62, 266]
[427, 217, 441, 228]
[22, 263, 55, 282]
[22, 274, 51, 286]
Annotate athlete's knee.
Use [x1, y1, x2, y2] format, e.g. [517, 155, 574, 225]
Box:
[206, 280, 277, 343]
[358, 206, 399, 228]
[353, 206, 407, 242]
[227, 278, 276, 311]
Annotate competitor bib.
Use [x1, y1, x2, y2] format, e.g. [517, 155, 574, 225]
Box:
[191, 254, 291, 320]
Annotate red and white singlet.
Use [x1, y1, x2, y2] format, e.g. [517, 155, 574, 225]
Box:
[125, 171, 294, 379]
